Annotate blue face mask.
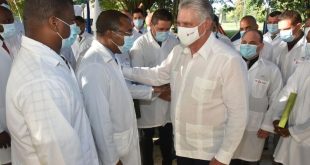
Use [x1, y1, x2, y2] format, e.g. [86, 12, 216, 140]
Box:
[267, 24, 279, 34]
[122, 35, 135, 53]
[240, 44, 258, 59]
[133, 19, 144, 29]
[0, 23, 16, 39]
[280, 29, 295, 42]
[240, 30, 246, 38]
[155, 31, 169, 42]
[56, 18, 79, 48]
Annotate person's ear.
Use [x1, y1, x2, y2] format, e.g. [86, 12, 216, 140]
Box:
[48, 16, 59, 32]
[295, 23, 302, 31]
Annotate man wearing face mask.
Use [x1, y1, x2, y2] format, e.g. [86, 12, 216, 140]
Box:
[6, 0, 99, 164]
[130, 9, 179, 165]
[76, 10, 143, 165]
[122, 0, 248, 164]
[0, 5, 21, 59]
[272, 10, 306, 84]
[73, 16, 94, 69]
[263, 11, 282, 47]
[231, 30, 283, 165]
[132, 8, 147, 41]
[232, 16, 274, 61]
[0, 5, 13, 165]
[60, 20, 80, 70]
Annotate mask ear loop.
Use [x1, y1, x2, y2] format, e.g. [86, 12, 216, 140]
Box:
[55, 17, 71, 40]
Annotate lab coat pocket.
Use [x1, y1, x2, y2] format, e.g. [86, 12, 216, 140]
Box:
[251, 79, 269, 98]
[191, 77, 216, 101]
[185, 123, 213, 149]
[113, 128, 133, 157]
[246, 111, 264, 132]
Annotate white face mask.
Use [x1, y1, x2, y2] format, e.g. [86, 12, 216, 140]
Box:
[177, 21, 206, 46]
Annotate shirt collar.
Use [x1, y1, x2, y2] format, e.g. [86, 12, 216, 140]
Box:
[196, 32, 215, 60]
[92, 40, 115, 63]
[21, 36, 63, 67]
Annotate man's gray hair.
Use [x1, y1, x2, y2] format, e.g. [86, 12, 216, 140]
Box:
[178, 0, 214, 22]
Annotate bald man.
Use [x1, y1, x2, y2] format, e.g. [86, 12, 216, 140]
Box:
[233, 15, 274, 62]
[232, 30, 282, 165]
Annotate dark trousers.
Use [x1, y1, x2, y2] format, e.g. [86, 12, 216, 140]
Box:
[140, 123, 173, 165]
[177, 156, 210, 165]
[230, 159, 260, 165]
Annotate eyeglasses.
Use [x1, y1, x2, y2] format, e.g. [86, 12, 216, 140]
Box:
[115, 30, 133, 36]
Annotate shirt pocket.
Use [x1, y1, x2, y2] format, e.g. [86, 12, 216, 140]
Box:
[191, 77, 216, 102]
[113, 128, 133, 157]
[246, 111, 264, 132]
[251, 79, 269, 98]
[185, 123, 214, 149]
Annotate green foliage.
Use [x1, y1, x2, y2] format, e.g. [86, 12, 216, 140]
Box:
[7, 0, 24, 18]
[252, 0, 310, 18]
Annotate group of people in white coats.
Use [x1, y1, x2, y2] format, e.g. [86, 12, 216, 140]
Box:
[226, 9, 310, 165]
[0, 0, 310, 165]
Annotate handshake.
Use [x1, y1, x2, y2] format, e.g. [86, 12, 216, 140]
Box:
[153, 84, 171, 102]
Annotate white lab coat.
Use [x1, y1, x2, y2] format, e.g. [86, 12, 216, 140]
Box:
[61, 47, 77, 71]
[233, 58, 283, 161]
[72, 32, 94, 69]
[215, 32, 233, 47]
[263, 32, 282, 48]
[77, 40, 141, 165]
[130, 31, 179, 128]
[132, 27, 147, 43]
[269, 61, 310, 165]
[4, 32, 22, 58]
[272, 36, 307, 84]
[123, 34, 249, 164]
[0, 41, 13, 165]
[115, 52, 153, 100]
[6, 36, 99, 165]
[233, 38, 274, 62]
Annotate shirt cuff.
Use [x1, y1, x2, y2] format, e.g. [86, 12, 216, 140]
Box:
[214, 149, 233, 165]
[260, 124, 275, 133]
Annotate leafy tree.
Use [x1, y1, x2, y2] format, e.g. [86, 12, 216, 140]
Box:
[251, 0, 310, 19]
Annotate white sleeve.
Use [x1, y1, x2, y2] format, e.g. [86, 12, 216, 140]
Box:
[269, 67, 299, 122]
[126, 81, 153, 100]
[261, 66, 283, 132]
[123, 47, 177, 86]
[215, 56, 249, 164]
[78, 64, 119, 165]
[16, 79, 83, 165]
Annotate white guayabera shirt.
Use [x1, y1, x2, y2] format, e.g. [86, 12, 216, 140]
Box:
[123, 33, 249, 164]
[6, 36, 99, 165]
